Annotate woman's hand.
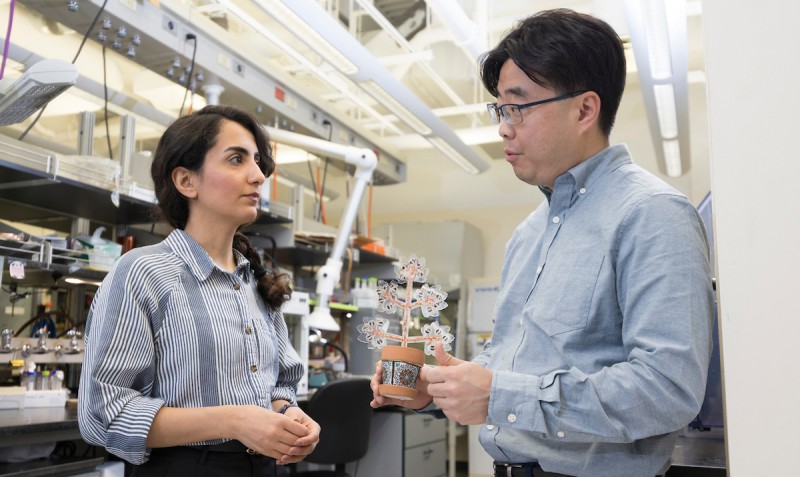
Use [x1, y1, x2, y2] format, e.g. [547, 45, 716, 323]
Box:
[229, 405, 310, 461]
[278, 407, 321, 465]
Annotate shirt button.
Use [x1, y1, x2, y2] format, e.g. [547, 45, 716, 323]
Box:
[536, 266, 542, 274]
[233, 283, 241, 290]
[579, 187, 586, 194]
[552, 216, 560, 224]
[245, 326, 252, 335]
[486, 425, 495, 430]
[250, 365, 257, 372]
[557, 430, 566, 438]
[507, 414, 517, 423]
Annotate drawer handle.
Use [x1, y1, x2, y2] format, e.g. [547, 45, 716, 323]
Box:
[423, 448, 434, 459]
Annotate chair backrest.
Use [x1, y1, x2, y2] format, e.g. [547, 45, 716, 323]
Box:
[304, 377, 373, 465]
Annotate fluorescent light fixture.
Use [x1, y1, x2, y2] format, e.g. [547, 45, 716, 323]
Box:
[663, 139, 682, 177]
[642, 0, 672, 80]
[251, 0, 358, 75]
[275, 0, 489, 173]
[64, 277, 103, 287]
[217, 0, 402, 135]
[428, 136, 480, 174]
[0, 59, 78, 126]
[625, 0, 690, 178]
[360, 80, 432, 135]
[653, 83, 678, 138]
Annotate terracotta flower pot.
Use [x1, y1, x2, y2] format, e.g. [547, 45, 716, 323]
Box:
[379, 345, 425, 400]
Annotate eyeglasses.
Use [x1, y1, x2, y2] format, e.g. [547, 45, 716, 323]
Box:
[487, 91, 587, 125]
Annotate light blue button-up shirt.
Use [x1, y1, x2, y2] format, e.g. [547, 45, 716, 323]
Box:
[475, 145, 714, 477]
[78, 229, 303, 464]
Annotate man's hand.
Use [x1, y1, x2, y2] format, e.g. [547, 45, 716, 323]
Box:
[424, 342, 492, 425]
[369, 360, 434, 410]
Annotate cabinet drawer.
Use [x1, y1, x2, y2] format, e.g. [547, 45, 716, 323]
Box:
[404, 413, 447, 447]
[404, 440, 446, 477]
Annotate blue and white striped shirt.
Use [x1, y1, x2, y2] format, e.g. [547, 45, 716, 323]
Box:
[78, 229, 303, 464]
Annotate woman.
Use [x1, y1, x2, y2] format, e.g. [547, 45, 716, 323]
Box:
[79, 105, 320, 476]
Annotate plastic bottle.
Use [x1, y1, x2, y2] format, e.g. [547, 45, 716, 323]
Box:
[41, 370, 51, 390]
[22, 371, 35, 391]
[51, 370, 64, 390]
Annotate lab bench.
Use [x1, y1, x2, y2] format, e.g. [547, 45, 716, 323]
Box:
[0, 406, 104, 476]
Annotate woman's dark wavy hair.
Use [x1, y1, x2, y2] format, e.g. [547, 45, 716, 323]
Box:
[480, 8, 626, 136]
[151, 105, 291, 309]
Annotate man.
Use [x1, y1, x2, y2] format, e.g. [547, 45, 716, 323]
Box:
[370, 9, 714, 477]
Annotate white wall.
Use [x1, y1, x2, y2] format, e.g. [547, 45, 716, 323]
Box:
[703, 1, 800, 474]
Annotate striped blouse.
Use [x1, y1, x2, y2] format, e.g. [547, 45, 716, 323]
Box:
[78, 229, 303, 464]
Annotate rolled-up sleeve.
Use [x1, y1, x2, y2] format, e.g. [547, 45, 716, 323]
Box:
[78, 256, 168, 464]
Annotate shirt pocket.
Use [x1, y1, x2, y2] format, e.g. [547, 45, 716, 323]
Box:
[530, 252, 605, 336]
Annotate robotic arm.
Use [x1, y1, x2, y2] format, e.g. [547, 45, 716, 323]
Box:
[265, 127, 377, 331]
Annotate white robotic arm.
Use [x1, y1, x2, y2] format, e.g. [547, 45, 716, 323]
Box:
[265, 127, 377, 331]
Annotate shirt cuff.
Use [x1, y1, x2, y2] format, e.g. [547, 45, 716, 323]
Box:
[488, 369, 562, 431]
[271, 386, 297, 405]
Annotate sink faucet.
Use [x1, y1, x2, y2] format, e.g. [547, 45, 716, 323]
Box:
[1, 328, 12, 353]
[34, 326, 49, 353]
[66, 328, 82, 354]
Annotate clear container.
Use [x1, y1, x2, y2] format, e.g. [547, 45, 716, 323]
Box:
[40, 370, 51, 390]
[51, 370, 64, 390]
[21, 371, 36, 391]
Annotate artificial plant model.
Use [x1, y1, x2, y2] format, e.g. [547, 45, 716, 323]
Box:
[357, 255, 454, 400]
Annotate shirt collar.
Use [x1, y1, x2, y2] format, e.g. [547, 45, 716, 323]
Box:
[548, 144, 633, 201]
[164, 229, 252, 282]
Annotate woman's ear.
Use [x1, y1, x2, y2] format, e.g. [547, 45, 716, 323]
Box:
[172, 166, 198, 199]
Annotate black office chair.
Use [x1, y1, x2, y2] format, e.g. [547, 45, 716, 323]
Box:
[294, 377, 373, 477]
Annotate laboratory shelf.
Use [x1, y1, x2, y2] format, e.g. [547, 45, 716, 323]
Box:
[275, 242, 395, 268]
[0, 134, 293, 230]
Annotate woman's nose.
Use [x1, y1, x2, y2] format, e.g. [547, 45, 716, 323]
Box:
[249, 159, 265, 184]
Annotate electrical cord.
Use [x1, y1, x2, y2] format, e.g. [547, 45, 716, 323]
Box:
[306, 156, 319, 212]
[19, 0, 109, 141]
[316, 120, 334, 222]
[102, 46, 112, 160]
[0, 0, 16, 81]
[178, 33, 197, 116]
[72, 0, 109, 64]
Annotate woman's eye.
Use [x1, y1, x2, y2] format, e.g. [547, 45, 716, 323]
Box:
[230, 155, 243, 163]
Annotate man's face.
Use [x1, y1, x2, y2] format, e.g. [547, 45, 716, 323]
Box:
[495, 60, 584, 189]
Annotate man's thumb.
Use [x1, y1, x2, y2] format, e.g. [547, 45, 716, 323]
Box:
[434, 341, 462, 366]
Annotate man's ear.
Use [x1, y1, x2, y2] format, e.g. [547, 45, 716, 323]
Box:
[576, 92, 602, 134]
[172, 166, 198, 199]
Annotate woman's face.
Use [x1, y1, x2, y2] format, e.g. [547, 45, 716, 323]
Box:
[183, 119, 266, 230]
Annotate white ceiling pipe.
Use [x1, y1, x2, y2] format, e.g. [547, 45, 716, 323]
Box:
[426, 0, 489, 61]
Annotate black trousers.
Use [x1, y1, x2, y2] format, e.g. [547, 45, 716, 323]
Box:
[125, 445, 288, 477]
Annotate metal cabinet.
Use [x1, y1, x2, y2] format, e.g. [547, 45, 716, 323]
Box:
[356, 410, 447, 477]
